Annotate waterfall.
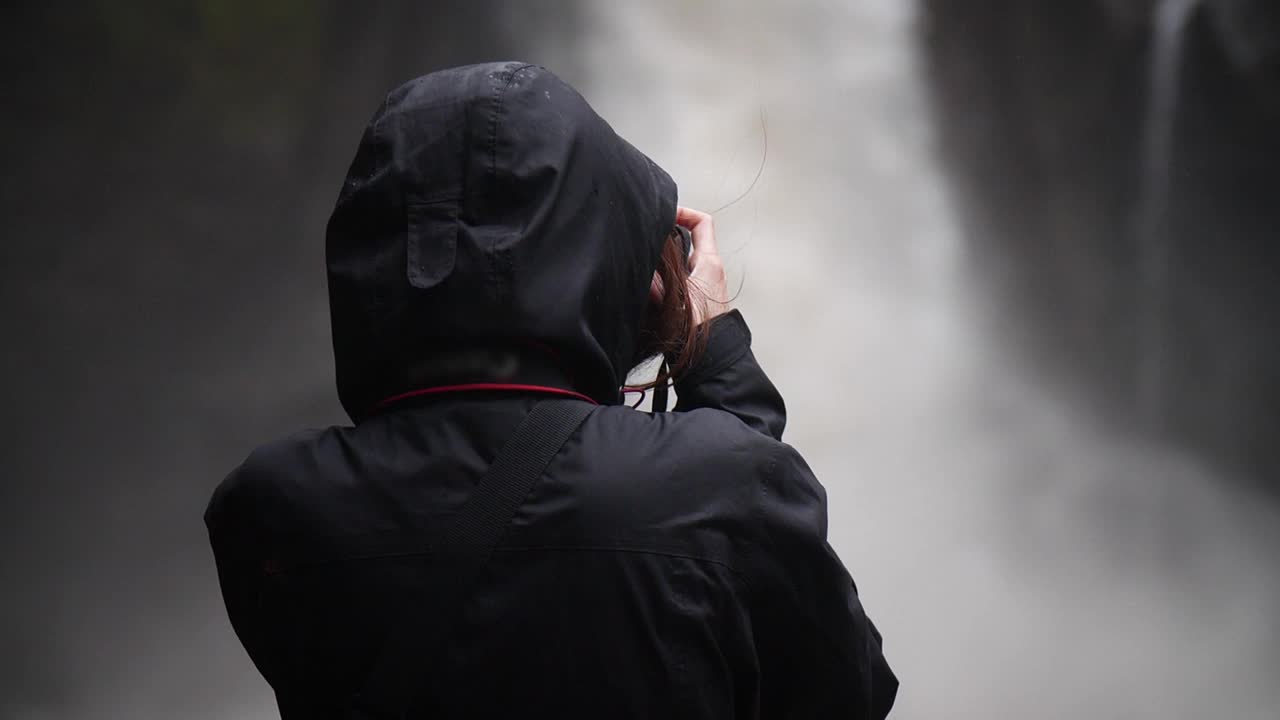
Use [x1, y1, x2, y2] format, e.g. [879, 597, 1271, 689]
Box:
[1134, 0, 1198, 428]
[573, 3, 1280, 719]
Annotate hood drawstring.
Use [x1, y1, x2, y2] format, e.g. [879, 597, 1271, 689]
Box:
[625, 387, 648, 409]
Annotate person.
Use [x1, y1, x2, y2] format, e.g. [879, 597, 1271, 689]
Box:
[205, 61, 898, 719]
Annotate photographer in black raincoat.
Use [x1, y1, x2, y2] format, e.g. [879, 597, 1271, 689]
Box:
[206, 61, 898, 719]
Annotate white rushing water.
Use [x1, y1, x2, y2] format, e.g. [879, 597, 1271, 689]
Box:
[564, 2, 1280, 717]
[1133, 0, 1198, 427]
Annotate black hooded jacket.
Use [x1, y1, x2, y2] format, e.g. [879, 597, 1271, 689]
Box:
[205, 62, 897, 718]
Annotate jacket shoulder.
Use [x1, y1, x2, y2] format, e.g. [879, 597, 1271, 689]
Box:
[560, 405, 798, 563]
[203, 427, 336, 537]
[660, 408, 830, 550]
[589, 404, 781, 482]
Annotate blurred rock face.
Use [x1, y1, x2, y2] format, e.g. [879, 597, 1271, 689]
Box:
[920, 0, 1280, 485]
[1210, 0, 1280, 68]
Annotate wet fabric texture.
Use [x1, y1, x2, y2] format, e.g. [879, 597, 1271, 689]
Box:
[206, 61, 897, 718]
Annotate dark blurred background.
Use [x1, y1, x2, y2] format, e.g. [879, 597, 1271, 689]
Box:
[3, 2, 1277, 718]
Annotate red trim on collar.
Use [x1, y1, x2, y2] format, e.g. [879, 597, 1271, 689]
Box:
[372, 383, 598, 411]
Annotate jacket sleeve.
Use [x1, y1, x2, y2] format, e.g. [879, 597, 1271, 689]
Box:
[204, 468, 275, 686]
[747, 442, 898, 719]
[671, 309, 787, 441]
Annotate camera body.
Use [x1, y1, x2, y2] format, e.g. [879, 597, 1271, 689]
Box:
[674, 224, 693, 271]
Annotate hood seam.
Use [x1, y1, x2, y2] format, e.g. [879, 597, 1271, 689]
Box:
[485, 63, 538, 311]
[488, 63, 538, 191]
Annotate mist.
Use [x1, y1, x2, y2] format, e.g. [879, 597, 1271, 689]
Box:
[602, 2, 1280, 717]
[3, 2, 1278, 718]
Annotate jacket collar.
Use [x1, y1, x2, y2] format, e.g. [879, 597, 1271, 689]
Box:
[365, 343, 601, 417]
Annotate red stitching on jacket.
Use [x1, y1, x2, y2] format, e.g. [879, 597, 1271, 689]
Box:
[372, 383, 598, 410]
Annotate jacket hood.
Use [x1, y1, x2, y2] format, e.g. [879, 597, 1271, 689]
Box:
[326, 62, 678, 421]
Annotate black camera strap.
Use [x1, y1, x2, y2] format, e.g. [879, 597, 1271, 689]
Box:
[349, 397, 595, 719]
[651, 359, 672, 412]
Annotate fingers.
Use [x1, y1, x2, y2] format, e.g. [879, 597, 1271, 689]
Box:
[676, 206, 718, 257]
[675, 206, 731, 325]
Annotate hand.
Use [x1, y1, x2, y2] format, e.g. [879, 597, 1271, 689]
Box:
[676, 206, 732, 326]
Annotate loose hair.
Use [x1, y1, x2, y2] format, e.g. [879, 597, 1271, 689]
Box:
[625, 230, 711, 394]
